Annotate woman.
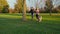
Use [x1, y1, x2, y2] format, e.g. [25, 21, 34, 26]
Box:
[35, 8, 40, 22]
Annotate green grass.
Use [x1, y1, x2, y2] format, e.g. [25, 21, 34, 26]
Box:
[0, 13, 60, 34]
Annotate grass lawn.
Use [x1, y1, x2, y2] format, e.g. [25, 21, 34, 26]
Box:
[0, 13, 60, 34]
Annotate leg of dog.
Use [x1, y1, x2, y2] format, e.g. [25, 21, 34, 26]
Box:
[38, 18, 40, 22]
[40, 16, 42, 22]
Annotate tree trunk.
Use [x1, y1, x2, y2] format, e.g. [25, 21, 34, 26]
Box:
[22, 0, 26, 21]
[50, 10, 51, 16]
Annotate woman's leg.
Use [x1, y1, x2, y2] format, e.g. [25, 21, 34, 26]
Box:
[36, 14, 40, 22]
[38, 16, 40, 22]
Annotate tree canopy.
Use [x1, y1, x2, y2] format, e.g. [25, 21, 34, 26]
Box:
[0, 0, 9, 12]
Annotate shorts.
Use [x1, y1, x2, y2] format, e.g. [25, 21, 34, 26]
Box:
[36, 14, 39, 19]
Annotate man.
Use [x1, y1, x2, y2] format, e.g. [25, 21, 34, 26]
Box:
[29, 7, 34, 19]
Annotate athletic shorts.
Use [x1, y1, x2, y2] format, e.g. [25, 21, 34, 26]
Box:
[36, 14, 39, 19]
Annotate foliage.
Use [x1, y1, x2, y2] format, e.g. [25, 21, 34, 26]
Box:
[45, 0, 53, 9]
[0, 0, 9, 13]
[57, 5, 60, 13]
[14, 0, 23, 13]
[14, 0, 27, 13]
[2, 5, 9, 13]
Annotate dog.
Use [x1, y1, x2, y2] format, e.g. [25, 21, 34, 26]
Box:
[39, 16, 42, 22]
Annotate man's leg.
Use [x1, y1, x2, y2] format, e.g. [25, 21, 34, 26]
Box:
[31, 14, 33, 20]
[31, 13, 33, 19]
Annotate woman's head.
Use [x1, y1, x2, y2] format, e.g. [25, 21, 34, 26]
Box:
[36, 8, 39, 10]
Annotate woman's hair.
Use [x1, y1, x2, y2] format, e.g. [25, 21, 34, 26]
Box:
[36, 8, 39, 10]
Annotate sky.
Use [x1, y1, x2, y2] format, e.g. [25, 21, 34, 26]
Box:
[26, 0, 46, 8]
[7, 0, 60, 9]
[7, 0, 16, 9]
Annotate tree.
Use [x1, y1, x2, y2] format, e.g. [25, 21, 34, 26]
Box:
[0, 0, 9, 13]
[2, 5, 9, 13]
[14, 0, 23, 13]
[45, 0, 53, 16]
[56, 5, 60, 13]
[15, 0, 26, 21]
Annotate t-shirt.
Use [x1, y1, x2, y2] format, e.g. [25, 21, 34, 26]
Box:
[36, 9, 39, 15]
[30, 9, 34, 14]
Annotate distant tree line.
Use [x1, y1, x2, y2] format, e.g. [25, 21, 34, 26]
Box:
[0, 0, 60, 13]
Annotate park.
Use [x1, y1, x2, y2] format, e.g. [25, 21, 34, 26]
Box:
[0, 0, 60, 34]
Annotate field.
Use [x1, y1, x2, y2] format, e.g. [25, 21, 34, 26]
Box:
[0, 13, 60, 34]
